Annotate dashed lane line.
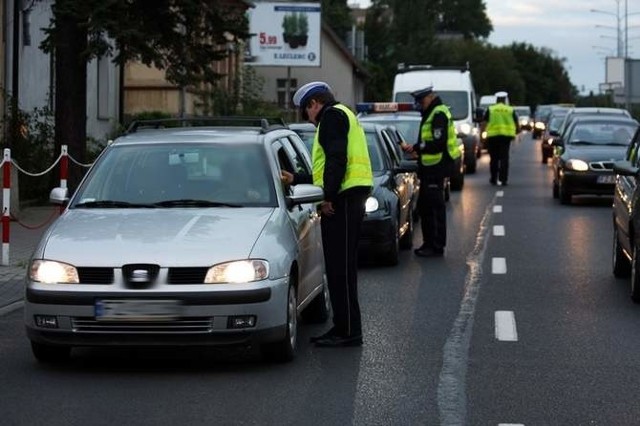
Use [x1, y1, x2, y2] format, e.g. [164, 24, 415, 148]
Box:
[495, 311, 518, 342]
[492, 257, 507, 274]
[493, 225, 505, 236]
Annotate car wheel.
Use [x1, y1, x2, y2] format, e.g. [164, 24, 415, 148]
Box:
[31, 342, 71, 363]
[552, 179, 559, 198]
[382, 218, 400, 266]
[631, 244, 640, 303]
[613, 227, 632, 278]
[400, 209, 413, 250]
[465, 158, 477, 174]
[450, 170, 464, 191]
[558, 177, 571, 205]
[301, 274, 330, 324]
[261, 281, 297, 362]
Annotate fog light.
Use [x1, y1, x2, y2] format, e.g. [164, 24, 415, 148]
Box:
[35, 315, 58, 328]
[228, 315, 256, 329]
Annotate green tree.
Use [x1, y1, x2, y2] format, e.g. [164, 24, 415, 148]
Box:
[322, 0, 354, 41]
[39, 0, 250, 189]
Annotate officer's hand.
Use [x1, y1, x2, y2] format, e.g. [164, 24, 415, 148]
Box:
[400, 142, 413, 153]
[319, 201, 334, 216]
[281, 170, 294, 185]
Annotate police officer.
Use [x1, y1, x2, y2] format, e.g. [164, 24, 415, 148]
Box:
[482, 91, 519, 186]
[281, 81, 373, 347]
[410, 86, 461, 258]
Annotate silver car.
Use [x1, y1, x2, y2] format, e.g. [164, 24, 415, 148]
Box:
[25, 118, 329, 363]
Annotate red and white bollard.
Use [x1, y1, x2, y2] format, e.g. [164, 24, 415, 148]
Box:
[2, 148, 11, 265]
[59, 145, 68, 214]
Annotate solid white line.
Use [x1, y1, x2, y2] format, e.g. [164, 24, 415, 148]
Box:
[493, 225, 505, 236]
[492, 257, 507, 274]
[496, 191, 504, 197]
[493, 205, 502, 213]
[495, 311, 518, 342]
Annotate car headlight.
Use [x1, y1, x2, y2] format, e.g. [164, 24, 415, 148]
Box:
[535, 122, 545, 130]
[565, 159, 589, 171]
[481, 131, 487, 139]
[205, 260, 269, 283]
[519, 119, 528, 126]
[29, 260, 79, 284]
[458, 123, 471, 135]
[365, 196, 379, 213]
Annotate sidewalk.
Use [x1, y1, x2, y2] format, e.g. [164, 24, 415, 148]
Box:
[0, 206, 59, 314]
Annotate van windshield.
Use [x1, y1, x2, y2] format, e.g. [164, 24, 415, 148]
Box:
[395, 90, 469, 120]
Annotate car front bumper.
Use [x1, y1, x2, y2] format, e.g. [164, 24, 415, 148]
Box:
[560, 170, 616, 196]
[24, 278, 289, 347]
[359, 215, 394, 254]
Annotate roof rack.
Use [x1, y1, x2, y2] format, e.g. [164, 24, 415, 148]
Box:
[126, 116, 288, 134]
[396, 63, 470, 73]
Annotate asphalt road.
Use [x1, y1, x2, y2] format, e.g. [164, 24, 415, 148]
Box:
[2, 133, 638, 426]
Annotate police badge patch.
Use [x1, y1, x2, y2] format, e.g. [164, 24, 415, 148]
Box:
[433, 128, 442, 139]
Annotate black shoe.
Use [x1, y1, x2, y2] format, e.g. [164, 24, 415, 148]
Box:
[500, 181, 508, 186]
[490, 179, 497, 185]
[314, 334, 363, 347]
[414, 246, 444, 257]
[309, 327, 337, 343]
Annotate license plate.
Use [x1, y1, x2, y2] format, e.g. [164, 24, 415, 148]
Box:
[597, 175, 616, 184]
[95, 299, 182, 321]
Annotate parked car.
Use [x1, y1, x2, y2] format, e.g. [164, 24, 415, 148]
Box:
[540, 108, 569, 163]
[551, 116, 639, 204]
[513, 106, 533, 131]
[289, 121, 418, 266]
[356, 102, 465, 190]
[25, 117, 330, 363]
[612, 125, 640, 301]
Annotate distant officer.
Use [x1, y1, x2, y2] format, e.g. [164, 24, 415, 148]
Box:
[281, 81, 373, 347]
[482, 91, 519, 186]
[410, 86, 461, 257]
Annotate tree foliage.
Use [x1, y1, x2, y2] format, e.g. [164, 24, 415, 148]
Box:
[321, 0, 354, 41]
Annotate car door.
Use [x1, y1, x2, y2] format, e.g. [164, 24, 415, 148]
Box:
[273, 137, 322, 303]
[615, 127, 640, 254]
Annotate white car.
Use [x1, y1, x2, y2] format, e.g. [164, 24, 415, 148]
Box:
[25, 118, 329, 363]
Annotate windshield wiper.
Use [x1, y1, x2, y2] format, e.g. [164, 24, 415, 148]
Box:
[75, 200, 156, 208]
[569, 141, 596, 145]
[154, 199, 243, 208]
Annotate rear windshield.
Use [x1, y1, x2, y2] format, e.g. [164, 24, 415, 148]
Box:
[394, 90, 470, 121]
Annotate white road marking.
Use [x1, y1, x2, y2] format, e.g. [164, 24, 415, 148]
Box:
[497, 191, 504, 197]
[493, 205, 502, 213]
[493, 225, 505, 236]
[495, 311, 518, 342]
[492, 257, 507, 274]
[498, 424, 524, 426]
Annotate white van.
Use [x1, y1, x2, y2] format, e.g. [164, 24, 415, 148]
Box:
[393, 64, 481, 173]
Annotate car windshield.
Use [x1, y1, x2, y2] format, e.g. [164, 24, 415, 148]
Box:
[73, 143, 278, 208]
[548, 114, 567, 132]
[294, 130, 315, 152]
[514, 107, 531, 117]
[364, 132, 385, 172]
[395, 90, 469, 120]
[360, 118, 421, 144]
[568, 121, 638, 146]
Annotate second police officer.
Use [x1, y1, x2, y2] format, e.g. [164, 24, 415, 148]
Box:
[408, 86, 461, 258]
[481, 91, 519, 186]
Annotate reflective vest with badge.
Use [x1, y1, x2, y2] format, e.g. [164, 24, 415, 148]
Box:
[486, 104, 517, 137]
[312, 104, 373, 191]
[419, 104, 461, 167]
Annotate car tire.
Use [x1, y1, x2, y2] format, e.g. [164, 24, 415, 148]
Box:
[261, 281, 297, 362]
[31, 342, 71, 363]
[399, 209, 413, 250]
[450, 171, 464, 191]
[382, 218, 400, 266]
[613, 227, 632, 278]
[301, 275, 330, 324]
[631, 245, 640, 303]
[465, 159, 477, 174]
[558, 177, 571, 205]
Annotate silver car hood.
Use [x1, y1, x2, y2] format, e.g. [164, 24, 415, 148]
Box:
[40, 208, 275, 266]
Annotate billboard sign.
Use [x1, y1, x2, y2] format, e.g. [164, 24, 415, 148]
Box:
[246, 2, 321, 67]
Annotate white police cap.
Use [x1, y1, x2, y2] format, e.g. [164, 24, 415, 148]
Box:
[292, 81, 332, 108]
[410, 86, 434, 100]
[495, 91, 508, 98]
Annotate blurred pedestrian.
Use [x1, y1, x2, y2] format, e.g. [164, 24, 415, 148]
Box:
[481, 91, 519, 186]
[410, 86, 461, 257]
[281, 81, 373, 347]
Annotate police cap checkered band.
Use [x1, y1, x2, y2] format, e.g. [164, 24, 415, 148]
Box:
[292, 81, 332, 108]
[410, 86, 434, 100]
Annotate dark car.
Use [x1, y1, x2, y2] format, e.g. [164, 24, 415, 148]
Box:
[556, 107, 632, 142]
[289, 121, 418, 265]
[540, 109, 569, 163]
[356, 102, 466, 190]
[551, 116, 638, 204]
[611, 126, 640, 301]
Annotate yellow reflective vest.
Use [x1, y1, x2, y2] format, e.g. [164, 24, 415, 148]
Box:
[419, 104, 461, 167]
[486, 103, 517, 137]
[312, 104, 373, 192]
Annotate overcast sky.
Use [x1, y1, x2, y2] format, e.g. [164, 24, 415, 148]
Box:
[349, 0, 640, 95]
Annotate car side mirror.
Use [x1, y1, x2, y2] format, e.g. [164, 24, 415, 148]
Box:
[549, 130, 559, 137]
[551, 138, 563, 147]
[285, 184, 324, 210]
[613, 160, 640, 177]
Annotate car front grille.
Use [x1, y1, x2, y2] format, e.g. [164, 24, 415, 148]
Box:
[71, 317, 214, 333]
[77, 267, 114, 284]
[590, 161, 615, 171]
[168, 267, 209, 284]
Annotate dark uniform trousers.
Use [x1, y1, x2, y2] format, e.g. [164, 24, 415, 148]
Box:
[321, 187, 369, 337]
[487, 135, 513, 183]
[418, 174, 446, 250]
